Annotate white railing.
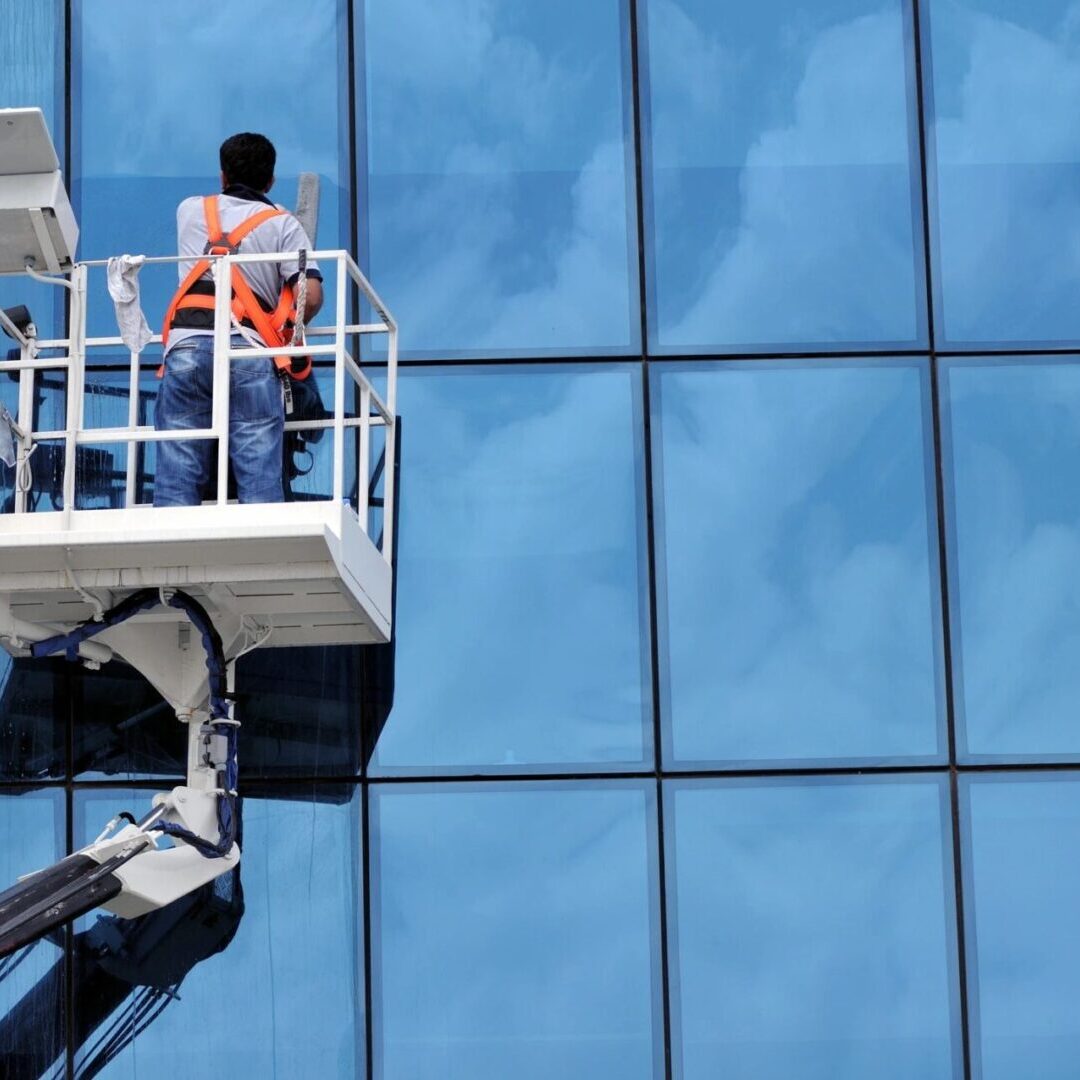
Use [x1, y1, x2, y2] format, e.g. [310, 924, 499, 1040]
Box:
[0, 249, 398, 563]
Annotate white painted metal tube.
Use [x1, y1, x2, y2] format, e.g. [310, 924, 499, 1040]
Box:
[125, 349, 139, 507]
[212, 258, 231, 504]
[358, 384, 371, 528]
[383, 322, 398, 564]
[14, 342, 34, 515]
[0, 605, 113, 664]
[61, 265, 87, 522]
[333, 254, 347, 503]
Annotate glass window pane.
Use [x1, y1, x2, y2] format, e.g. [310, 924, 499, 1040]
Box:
[667, 777, 961, 1079]
[943, 358, 1080, 760]
[0, 0, 66, 338]
[371, 365, 652, 774]
[371, 781, 662, 1078]
[0, 788, 67, 1077]
[71, 784, 363, 1076]
[0, 658, 67, 781]
[923, 0, 1080, 346]
[961, 775, 1080, 1078]
[73, 648, 366, 782]
[653, 360, 944, 767]
[641, 0, 926, 353]
[73, 0, 349, 337]
[359, 0, 640, 358]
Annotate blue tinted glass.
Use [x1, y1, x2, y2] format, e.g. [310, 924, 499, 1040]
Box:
[0, 658, 67, 781]
[667, 777, 960, 1079]
[0, 0, 66, 337]
[72, 647, 366, 781]
[923, 0, 1080, 345]
[73, 0, 349, 337]
[0, 788, 66, 1075]
[942, 358, 1080, 760]
[371, 365, 651, 774]
[0, 0, 61, 125]
[72, 785, 363, 1077]
[640, 0, 925, 353]
[359, 0, 640, 358]
[371, 781, 661, 1078]
[961, 775, 1080, 1078]
[653, 360, 944, 767]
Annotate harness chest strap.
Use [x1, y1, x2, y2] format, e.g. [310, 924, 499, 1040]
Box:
[160, 195, 311, 379]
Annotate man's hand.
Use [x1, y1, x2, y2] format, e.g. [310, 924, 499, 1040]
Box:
[301, 277, 324, 321]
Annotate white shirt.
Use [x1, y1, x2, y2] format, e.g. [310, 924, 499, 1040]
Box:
[166, 191, 319, 355]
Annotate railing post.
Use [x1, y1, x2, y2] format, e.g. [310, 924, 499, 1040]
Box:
[213, 257, 231, 504]
[333, 254, 347, 504]
[62, 263, 87, 521]
[13, 341, 34, 515]
[125, 349, 139, 508]
[382, 322, 398, 563]
[358, 385, 371, 529]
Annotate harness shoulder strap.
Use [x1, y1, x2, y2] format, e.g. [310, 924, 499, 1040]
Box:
[203, 195, 222, 244]
[217, 203, 286, 250]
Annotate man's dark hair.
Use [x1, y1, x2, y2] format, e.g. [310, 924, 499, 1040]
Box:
[219, 132, 276, 191]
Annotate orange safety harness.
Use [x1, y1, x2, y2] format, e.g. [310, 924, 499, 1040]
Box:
[160, 195, 312, 381]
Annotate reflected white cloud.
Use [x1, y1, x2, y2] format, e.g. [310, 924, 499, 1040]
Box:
[657, 362, 942, 764]
[646, 0, 921, 349]
[79, 0, 342, 180]
[946, 360, 1080, 756]
[966, 778, 1080, 1074]
[929, 0, 1080, 341]
[373, 785, 657, 1078]
[643, 0, 924, 347]
[671, 781, 957, 1079]
[363, 0, 637, 355]
[374, 366, 649, 771]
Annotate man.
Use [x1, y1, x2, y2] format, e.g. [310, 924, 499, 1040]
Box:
[154, 132, 324, 507]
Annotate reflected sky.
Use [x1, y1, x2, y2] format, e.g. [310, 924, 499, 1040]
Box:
[371, 365, 652, 773]
[962, 775, 1080, 1078]
[360, 0, 639, 357]
[0, 789, 66, 1077]
[0, 0, 66, 338]
[641, 0, 925, 352]
[653, 360, 944, 767]
[73, 0, 348, 338]
[667, 777, 960, 1079]
[72, 786, 363, 1078]
[943, 358, 1080, 760]
[925, 0, 1080, 345]
[371, 781, 661, 1079]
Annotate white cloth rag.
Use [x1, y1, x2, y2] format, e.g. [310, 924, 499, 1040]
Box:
[0, 404, 18, 468]
[106, 254, 154, 354]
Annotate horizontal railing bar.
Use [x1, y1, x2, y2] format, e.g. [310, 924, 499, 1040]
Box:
[1, 356, 72, 369]
[224, 343, 338, 359]
[78, 253, 214, 268]
[19, 417, 387, 441]
[283, 415, 386, 432]
[40, 325, 390, 353]
[344, 355, 393, 423]
[74, 427, 218, 444]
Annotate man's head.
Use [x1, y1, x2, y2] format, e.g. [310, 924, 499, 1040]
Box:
[219, 132, 276, 193]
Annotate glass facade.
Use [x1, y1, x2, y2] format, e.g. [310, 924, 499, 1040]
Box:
[0, 1, 1072, 1077]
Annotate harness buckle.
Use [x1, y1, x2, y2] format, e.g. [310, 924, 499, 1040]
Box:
[204, 238, 240, 257]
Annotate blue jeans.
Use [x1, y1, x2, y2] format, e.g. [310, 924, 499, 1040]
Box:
[154, 335, 284, 506]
